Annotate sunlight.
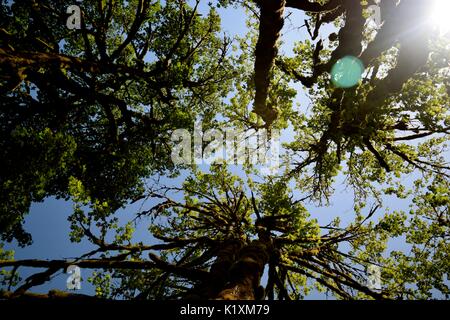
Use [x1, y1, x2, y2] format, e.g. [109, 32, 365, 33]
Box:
[431, 0, 450, 36]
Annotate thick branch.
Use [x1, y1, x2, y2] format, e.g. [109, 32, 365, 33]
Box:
[253, 0, 286, 126]
[285, 0, 341, 13]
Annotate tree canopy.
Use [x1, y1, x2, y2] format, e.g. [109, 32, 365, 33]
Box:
[0, 0, 449, 300]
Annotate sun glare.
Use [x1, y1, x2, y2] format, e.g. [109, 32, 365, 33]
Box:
[431, 0, 450, 36]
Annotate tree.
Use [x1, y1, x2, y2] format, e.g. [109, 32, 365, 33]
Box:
[0, 0, 233, 245]
[1, 166, 448, 299]
[0, 0, 449, 300]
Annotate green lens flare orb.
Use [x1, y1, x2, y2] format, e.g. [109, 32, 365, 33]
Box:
[330, 56, 365, 88]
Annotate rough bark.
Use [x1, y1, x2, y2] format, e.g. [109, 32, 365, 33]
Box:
[0, 258, 210, 281]
[0, 289, 105, 301]
[185, 239, 244, 299]
[253, 0, 286, 126]
[215, 240, 271, 300]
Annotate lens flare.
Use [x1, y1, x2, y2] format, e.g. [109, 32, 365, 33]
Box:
[331, 56, 365, 89]
[431, 0, 450, 36]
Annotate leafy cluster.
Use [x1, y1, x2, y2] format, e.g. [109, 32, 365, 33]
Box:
[0, 0, 449, 300]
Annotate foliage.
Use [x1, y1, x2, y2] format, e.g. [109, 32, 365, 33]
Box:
[0, 0, 449, 300]
[0, 0, 233, 245]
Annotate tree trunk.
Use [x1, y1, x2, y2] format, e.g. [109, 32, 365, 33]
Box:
[185, 239, 244, 299]
[215, 240, 271, 300]
[253, 0, 286, 126]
